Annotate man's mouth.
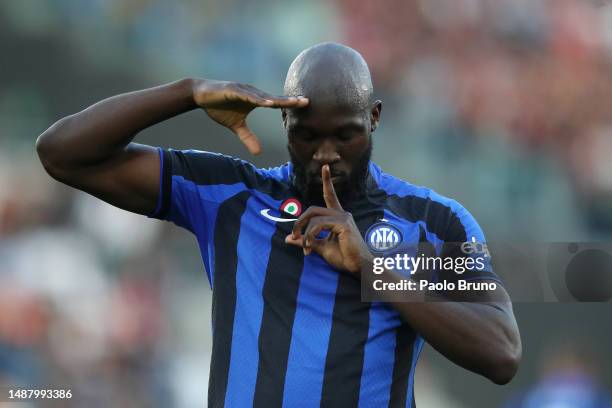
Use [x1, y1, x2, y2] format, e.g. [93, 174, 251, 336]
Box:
[311, 174, 346, 185]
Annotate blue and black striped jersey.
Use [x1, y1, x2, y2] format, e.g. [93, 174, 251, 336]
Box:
[149, 148, 500, 408]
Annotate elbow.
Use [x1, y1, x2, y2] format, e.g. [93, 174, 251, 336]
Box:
[35, 132, 54, 173]
[487, 343, 522, 385]
[36, 117, 70, 179]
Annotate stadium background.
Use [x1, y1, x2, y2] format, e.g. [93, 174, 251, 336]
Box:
[1, 0, 611, 406]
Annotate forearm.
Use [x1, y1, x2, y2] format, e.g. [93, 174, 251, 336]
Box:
[362, 264, 521, 384]
[36, 78, 198, 169]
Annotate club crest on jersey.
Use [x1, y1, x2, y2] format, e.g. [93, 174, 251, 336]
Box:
[280, 198, 302, 217]
[366, 223, 402, 252]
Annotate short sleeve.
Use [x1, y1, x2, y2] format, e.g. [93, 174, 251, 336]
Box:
[147, 147, 259, 232]
[434, 201, 503, 286]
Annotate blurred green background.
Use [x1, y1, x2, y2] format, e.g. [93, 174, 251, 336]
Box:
[1, 1, 611, 407]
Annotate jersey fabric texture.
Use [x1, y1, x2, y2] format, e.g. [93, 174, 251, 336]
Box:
[149, 148, 501, 408]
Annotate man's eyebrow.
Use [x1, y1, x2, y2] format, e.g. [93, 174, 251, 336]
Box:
[338, 122, 365, 130]
[287, 124, 312, 131]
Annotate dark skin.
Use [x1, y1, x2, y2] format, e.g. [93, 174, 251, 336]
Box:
[36, 77, 520, 385]
[284, 97, 521, 385]
[36, 79, 308, 215]
[284, 102, 378, 204]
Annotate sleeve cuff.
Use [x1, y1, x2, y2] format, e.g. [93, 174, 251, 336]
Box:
[148, 147, 172, 219]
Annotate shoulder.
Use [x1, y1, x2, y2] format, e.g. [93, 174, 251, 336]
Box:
[163, 148, 292, 186]
[369, 162, 485, 241]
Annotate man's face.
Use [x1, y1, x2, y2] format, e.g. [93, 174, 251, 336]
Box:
[283, 101, 381, 205]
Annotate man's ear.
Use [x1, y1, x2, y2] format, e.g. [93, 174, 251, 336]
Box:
[370, 100, 382, 132]
[282, 109, 288, 129]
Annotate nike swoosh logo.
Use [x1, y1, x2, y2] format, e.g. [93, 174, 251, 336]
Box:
[260, 209, 298, 222]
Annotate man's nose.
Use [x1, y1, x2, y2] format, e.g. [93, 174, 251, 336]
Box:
[312, 139, 340, 164]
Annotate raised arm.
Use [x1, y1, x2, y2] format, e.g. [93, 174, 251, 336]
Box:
[36, 78, 308, 214]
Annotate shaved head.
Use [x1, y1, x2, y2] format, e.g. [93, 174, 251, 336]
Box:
[284, 42, 373, 112]
[283, 43, 381, 206]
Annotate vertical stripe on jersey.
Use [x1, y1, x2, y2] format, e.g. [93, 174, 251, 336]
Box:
[320, 211, 381, 407]
[388, 323, 418, 407]
[253, 222, 305, 407]
[358, 303, 401, 407]
[224, 196, 277, 407]
[282, 255, 340, 407]
[169, 180, 250, 286]
[207, 191, 250, 408]
[406, 336, 424, 407]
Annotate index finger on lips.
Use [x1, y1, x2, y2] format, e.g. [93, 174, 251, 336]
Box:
[322, 164, 342, 210]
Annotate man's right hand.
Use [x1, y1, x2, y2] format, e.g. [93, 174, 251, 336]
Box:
[192, 80, 309, 155]
[36, 78, 306, 216]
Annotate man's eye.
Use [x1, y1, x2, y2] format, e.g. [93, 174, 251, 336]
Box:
[337, 130, 359, 141]
[291, 130, 315, 141]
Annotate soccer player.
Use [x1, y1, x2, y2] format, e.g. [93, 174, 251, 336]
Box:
[36, 42, 521, 407]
